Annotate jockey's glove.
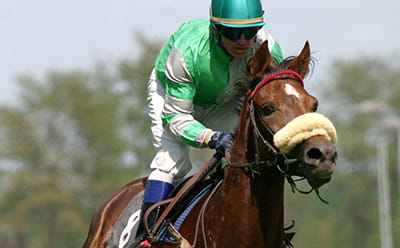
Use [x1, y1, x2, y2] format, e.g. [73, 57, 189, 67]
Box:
[207, 131, 234, 154]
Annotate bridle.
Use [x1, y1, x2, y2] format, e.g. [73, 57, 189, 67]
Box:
[228, 70, 304, 171]
[228, 69, 329, 203]
[249, 69, 303, 161]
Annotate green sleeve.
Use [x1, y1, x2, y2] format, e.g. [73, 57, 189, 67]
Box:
[271, 41, 284, 64]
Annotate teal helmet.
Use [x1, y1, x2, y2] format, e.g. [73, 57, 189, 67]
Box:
[210, 0, 265, 28]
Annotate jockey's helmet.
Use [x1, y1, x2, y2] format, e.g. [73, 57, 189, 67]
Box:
[210, 0, 265, 28]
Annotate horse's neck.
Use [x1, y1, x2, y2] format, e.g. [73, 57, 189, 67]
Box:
[206, 167, 285, 247]
[205, 114, 285, 247]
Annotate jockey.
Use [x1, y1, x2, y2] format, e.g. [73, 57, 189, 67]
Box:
[136, 0, 283, 242]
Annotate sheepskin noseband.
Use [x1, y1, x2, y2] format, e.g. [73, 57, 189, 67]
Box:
[273, 113, 337, 154]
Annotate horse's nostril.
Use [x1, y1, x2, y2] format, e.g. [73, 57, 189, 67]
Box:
[307, 148, 322, 160]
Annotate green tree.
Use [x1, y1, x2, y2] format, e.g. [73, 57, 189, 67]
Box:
[0, 35, 162, 247]
[117, 34, 164, 169]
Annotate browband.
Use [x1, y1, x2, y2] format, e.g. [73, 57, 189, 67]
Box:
[248, 70, 304, 98]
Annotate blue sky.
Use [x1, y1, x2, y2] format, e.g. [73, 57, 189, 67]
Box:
[1, 0, 399, 103]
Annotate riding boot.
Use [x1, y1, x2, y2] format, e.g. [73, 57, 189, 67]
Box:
[134, 180, 174, 243]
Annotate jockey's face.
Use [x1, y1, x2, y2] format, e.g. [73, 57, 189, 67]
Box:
[220, 34, 254, 59]
[214, 25, 259, 59]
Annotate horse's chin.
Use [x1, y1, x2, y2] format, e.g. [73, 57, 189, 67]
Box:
[306, 174, 332, 189]
[304, 166, 334, 189]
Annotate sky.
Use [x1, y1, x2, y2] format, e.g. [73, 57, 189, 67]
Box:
[1, 0, 399, 104]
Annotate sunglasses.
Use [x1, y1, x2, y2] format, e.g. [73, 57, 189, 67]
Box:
[217, 25, 260, 41]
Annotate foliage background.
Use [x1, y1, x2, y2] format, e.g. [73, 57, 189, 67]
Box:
[0, 35, 399, 247]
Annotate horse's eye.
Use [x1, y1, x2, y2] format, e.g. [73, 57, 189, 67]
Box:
[261, 102, 277, 116]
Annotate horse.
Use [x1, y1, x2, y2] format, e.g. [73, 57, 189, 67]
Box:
[82, 40, 338, 248]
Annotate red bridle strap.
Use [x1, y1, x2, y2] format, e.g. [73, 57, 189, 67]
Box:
[247, 70, 304, 98]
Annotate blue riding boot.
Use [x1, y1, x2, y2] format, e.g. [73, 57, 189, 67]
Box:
[135, 180, 174, 241]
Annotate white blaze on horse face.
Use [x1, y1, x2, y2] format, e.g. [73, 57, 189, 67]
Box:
[284, 83, 301, 98]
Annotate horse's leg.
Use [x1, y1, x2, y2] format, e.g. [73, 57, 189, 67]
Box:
[82, 178, 146, 248]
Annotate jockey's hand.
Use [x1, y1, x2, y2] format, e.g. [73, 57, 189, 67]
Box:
[208, 131, 234, 154]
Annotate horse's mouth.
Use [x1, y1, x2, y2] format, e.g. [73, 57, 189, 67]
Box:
[304, 164, 335, 189]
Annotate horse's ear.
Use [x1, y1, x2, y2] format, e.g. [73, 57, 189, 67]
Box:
[250, 40, 272, 78]
[288, 41, 311, 77]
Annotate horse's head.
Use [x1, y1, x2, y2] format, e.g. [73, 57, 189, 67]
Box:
[235, 41, 337, 190]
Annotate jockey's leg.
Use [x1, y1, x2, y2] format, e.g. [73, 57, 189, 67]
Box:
[134, 145, 192, 242]
[135, 176, 174, 237]
[136, 69, 193, 244]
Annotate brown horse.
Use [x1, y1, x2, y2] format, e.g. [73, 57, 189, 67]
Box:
[82, 41, 337, 248]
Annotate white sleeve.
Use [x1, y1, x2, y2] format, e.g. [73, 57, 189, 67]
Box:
[254, 29, 277, 53]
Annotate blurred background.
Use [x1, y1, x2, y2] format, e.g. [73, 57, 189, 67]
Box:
[0, 0, 399, 247]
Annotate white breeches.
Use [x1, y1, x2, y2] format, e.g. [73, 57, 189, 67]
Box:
[146, 69, 240, 183]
